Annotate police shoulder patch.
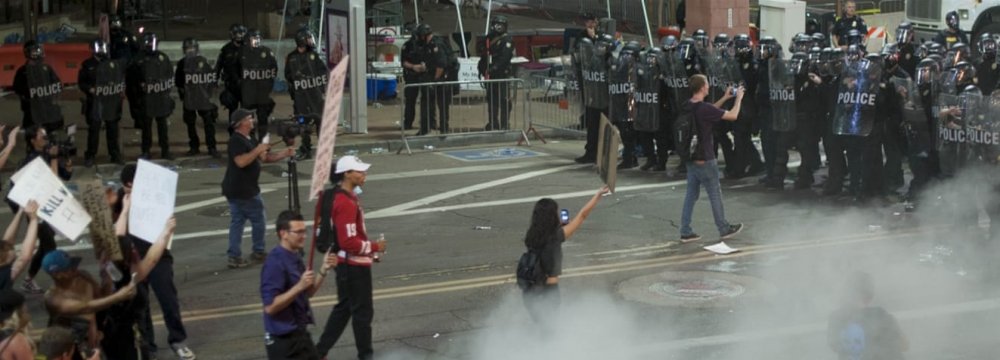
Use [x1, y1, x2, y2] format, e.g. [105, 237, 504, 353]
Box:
[159, 54, 165, 61]
[261, 52, 267, 58]
[110, 62, 116, 69]
[310, 54, 316, 60]
[507, 42, 512, 48]
[199, 61, 205, 68]
[993, 63, 997, 70]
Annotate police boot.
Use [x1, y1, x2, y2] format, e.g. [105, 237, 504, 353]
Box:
[640, 156, 657, 171]
[617, 155, 638, 170]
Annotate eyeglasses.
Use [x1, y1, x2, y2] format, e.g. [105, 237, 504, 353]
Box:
[289, 229, 308, 235]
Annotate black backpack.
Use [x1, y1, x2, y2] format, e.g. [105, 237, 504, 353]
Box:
[673, 101, 704, 162]
[315, 187, 342, 254]
[515, 249, 546, 291]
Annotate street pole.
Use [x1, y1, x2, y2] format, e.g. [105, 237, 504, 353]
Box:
[641, 0, 653, 47]
[485, 0, 493, 35]
[413, 0, 419, 24]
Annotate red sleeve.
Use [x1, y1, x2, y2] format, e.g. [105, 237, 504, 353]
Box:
[333, 193, 377, 255]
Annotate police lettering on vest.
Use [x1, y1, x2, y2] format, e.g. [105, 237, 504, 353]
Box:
[243, 69, 277, 80]
[837, 91, 877, 106]
[635, 92, 658, 104]
[293, 75, 328, 91]
[29, 83, 62, 98]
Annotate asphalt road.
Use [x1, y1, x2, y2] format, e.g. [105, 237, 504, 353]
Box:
[8, 139, 1000, 360]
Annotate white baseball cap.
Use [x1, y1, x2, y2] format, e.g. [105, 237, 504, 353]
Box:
[335, 155, 371, 174]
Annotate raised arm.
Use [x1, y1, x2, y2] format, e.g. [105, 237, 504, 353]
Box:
[115, 193, 131, 237]
[10, 200, 39, 280]
[0, 126, 18, 172]
[46, 282, 136, 316]
[132, 217, 175, 282]
[2, 206, 25, 245]
[563, 186, 610, 239]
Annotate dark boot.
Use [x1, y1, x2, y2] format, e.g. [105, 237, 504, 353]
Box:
[617, 156, 638, 170]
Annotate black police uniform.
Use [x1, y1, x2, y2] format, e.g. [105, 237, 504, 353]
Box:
[795, 73, 825, 188]
[480, 32, 514, 130]
[79, 56, 125, 163]
[12, 61, 64, 132]
[975, 58, 1000, 95]
[239, 45, 279, 140]
[880, 67, 910, 192]
[822, 66, 850, 196]
[898, 42, 919, 80]
[110, 28, 141, 128]
[933, 29, 969, 50]
[731, 58, 765, 178]
[400, 37, 424, 130]
[127, 49, 175, 159]
[285, 49, 329, 153]
[833, 16, 868, 46]
[175, 54, 219, 155]
[756, 57, 777, 182]
[216, 41, 244, 119]
[421, 36, 455, 133]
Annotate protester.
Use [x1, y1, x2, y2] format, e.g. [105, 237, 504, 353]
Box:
[315, 156, 386, 360]
[827, 272, 908, 360]
[261, 210, 338, 360]
[521, 186, 609, 323]
[0, 289, 33, 359]
[679, 76, 744, 242]
[222, 108, 296, 268]
[38, 326, 101, 360]
[0, 200, 40, 290]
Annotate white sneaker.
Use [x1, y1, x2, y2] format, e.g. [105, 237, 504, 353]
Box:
[170, 343, 196, 360]
[21, 279, 43, 294]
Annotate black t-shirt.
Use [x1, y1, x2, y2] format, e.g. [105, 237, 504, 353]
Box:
[221, 133, 261, 199]
[538, 228, 566, 277]
[828, 306, 906, 360]
[686, 100, 725, 161]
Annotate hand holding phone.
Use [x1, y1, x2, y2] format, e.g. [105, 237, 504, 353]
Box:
[560, 209, 570, 224]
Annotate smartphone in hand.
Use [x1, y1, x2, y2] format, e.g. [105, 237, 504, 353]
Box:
[560, 209, 570, 224]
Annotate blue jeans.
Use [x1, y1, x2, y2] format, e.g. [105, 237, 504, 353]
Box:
[227, 194, 267, 258]
[680, 160, 731, 237]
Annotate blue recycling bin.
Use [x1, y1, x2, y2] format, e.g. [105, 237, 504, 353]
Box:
[366, 74, 397, 100]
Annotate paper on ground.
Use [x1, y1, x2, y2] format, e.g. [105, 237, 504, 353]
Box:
[704, 241, 740, 255]
[129, 160, 178, 243]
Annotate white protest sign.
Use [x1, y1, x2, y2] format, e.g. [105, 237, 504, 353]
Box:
[128, 160, 178, 243]
[309, 55, 350, 201]
[7, 158, 92, 241]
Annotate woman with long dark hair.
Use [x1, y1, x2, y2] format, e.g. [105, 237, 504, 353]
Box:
[522, 186, 609, 322]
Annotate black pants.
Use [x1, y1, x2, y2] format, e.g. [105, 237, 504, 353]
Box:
[221, 87, 242, 121]
[715, 122, 736, 174]
[299, 117, 321, 153]
[883, 120, 905, 189]
[183, 108, 218, 152]
[316, 264, 374, 359]
[85, 115, 122, 161]
[137, 257, 188, 353]
[759, 107, 777, 180]
[141, 116, 170, 156]
[825, 133, 849, 194]
[403, 85, 419, 129]
[772, 130, 796, 184]
[729, 118, 763, 177]
[418, 86, 436, 133]
[487, 81, 511, 130]
[522, 283, 560, 324]
[637, 128, 670, 166]
[29, 222, 56, 279]
[266, 329, 319, 360]
[861, 127, 885, 198]
[796, 115, 821, 186]
[582, 107, 607, 159]
[434, 84, 452, 133]
[615, 121, 637, 165]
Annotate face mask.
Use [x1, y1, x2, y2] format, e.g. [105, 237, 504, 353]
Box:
[354, 186, 363, 195]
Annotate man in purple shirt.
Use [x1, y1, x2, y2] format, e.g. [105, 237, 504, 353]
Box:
[680, 74, 745, 242]
[260, 210, 337, 360]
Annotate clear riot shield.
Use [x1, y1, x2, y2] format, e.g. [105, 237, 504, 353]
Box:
[661, 52, 690, 115]
[768, 59, 797, 132]
[608, 51, 637, 124]
[832, 59, 882, 136]
[581, 41, 610, 109]
[913, 65, 939, 111]
[633, 55, 662, 132]
[706, 54, 740, 101]
[983, 92, 1000, 164]
[937, 89, 984, 175]
[562, 54, 584, 119]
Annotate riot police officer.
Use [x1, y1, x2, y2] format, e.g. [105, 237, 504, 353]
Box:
[833, 0, 868, 48]
[767, 51, 805, 189]
[575, 34, 613, 164]
[240, 29, 279, 140]
[896, 22, 919, 78]
[420, 24, 457, 134]
[108, 15, 138, 62]
[635, 48, 668, 171]
[756, 37, 782, 184]
[480, 15, 514, 131]
[610, 41, 640, 169]
[217, 24, 247, 120]
[934, 11, 970, 50]
[975, 33, 1000, 93]
[175, 37, 220, 158]
[127, 32, 176, 160]
[730, 34, 765, 178]
[407, 24, 437, 134]
[285, 28, 329, 159]
[880, 44, 911, 192]
[79, 39, 125, 166]
[12, 40, 63, 133]
[797, 51, 827, 189]
[401, 24, 424, 131]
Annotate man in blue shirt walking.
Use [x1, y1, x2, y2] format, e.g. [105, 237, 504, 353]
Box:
[260, 211, 337, 359]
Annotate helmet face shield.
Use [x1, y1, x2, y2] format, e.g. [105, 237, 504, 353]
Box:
[92, 40, 109, 58]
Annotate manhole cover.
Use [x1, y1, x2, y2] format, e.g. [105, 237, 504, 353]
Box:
[617, 271, 774, 308]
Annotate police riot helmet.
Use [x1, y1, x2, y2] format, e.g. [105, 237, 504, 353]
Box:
[142, 32, 158, 52]
[230, 24, 248, 44]
[818, 47, 834, 76]
[806, 15, 821, 36]
[861, 53, 882, 73]
[110, 15, 123, 29]
[595, 33, 614, 55]
[91, 39, 109, 59]
[846, 44, 865, 62]
[490, 15, 509, 35]
[881, 42, 900, 69]
[182, 37, 199, 56]
[414, 23, 432, 40]
[295, 28, 316, 50]
[713, 33, 731, 51]
[812, 33, 827, 48]
[846, 29, 864, 46]
[953, 61, 976, 88]
[915, 58, 940, 88]
[945, 11, 960, 31]
[948, 42, 970, 67]
[979, 33, 997, 59]
[23, 40, 42, 61]
[246, 29, 263, 48]
[790, 52, 809, 75]
[758, 36, 781, 60]
[644, 47, 662, 65]
[808, 46, 823, 61]
[733, 33, 753, 58]
[896, 22, 914, 45]
[622, 40, 641, 55]
[692, 29, 709, 49]
[661, 35, 678, 51]
[791, 32, 813, 53]
[830, 49, 846, 74]
[581, 12, 597, 22]
[678, 37, 699, 62]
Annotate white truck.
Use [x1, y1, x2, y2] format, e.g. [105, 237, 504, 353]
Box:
[905, 0, 1000, 45]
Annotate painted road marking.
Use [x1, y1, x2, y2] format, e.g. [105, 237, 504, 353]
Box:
[439, 147, 546, 162]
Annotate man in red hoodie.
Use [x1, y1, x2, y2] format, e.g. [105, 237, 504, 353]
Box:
[315, 156, 386, 360]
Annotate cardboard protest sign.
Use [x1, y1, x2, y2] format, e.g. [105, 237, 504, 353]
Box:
[310, 55, 350, 201]
[596, 116, 620, 192]
[80, 181, 122, 261]
[128, 160, 178, 243]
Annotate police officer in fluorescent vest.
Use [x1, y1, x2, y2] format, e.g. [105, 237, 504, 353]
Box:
[175, 37, 221, 158]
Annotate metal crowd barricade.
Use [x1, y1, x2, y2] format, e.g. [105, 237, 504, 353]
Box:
[525, 72, 584, 137]
[397, 78, 529, 155]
